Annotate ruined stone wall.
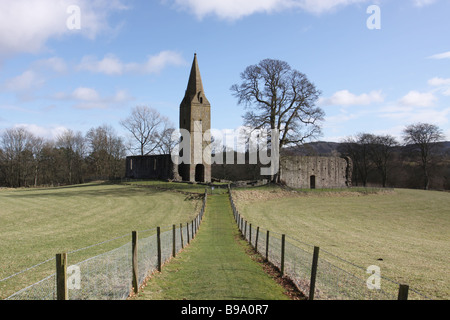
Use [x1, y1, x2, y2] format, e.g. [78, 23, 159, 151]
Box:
[125, 155, 175, 180]
[211, 155, 352, 189]
[280, 156, 350, 189]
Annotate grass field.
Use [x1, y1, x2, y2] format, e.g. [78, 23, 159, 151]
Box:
[0, 181, 201, 299]
[2, 180, 448, 300]
[232, 186, 450, 300]
[123, 179, 229, 195]
[134, 193, 290, 300]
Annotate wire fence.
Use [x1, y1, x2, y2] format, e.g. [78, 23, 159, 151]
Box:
[3, 185, 434, 301]
[4, 191, 207, 300]
[228, 186, 432, 300]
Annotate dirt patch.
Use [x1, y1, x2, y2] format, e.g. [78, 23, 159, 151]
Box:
[232, 187, 394, 203]
[235, 232, 307, 300]
[232, 189, 299, 202]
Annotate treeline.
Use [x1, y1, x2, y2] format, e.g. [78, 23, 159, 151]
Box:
[285, 123, 449, 190]
[0, 125, 126, 188]
[337, 123, 449, 190]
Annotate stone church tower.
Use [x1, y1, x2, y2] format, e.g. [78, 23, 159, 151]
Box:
[178, 54, 211, 183]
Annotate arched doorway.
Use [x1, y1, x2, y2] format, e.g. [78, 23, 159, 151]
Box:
[310, 175, 316, 189]
[195, 164, 205, 182]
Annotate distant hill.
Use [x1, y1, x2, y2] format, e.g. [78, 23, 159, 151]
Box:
[283, 141, 343, 156]
[284, 141, 450, 156]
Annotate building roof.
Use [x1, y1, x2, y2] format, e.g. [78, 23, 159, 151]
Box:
[184, 53, 209, 104]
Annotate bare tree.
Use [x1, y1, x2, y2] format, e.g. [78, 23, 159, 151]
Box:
[232, 59, 324, 147]
[29, 136, 45, 187]
[0, 127, 36, 187]
[367, 134, 399, 188]
[339, 133, 375, 187]
[86, 124, 126, 179]
[403, 123, 445, 190]
[56, 129, 86, 184]
[120, 106, 175, 156]
[231, 59, 324, 180]
[231, 59, 324, 181]
[157, 125, 177, 155]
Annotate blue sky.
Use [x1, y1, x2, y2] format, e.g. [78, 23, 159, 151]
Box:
[0, 0, 449, 144]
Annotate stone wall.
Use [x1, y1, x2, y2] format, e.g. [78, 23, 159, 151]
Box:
[125, 155, 175, 180]
[212, 155, 352, 189]
[280, 156, 351, 189]
[125, 154, 352, 189]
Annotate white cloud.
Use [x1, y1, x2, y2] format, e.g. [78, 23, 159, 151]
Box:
[413, 0, 438, 7]
[428, 77, 450, 86]
[427, 51, 450, 60]
[77, 51, 186, 75]
[72, 87, 101, 101]
[0, 0, 128, 56]
[33, 57, 68, 74]
[77, 54, 124, 75]
[319, 90, 384, 106]
[2, 56, 68, 99]
[141, 51, 187, 74]
[13, 123, 69, 140]
[428, 77, 450, 96]
[4, 70, 45, 92]
[53, 87, 133, 109]
[169, 0, 368, 20]
[296, 0, 368, 14]
[399, 90, 437, 107]
[379, 106, 450, 126]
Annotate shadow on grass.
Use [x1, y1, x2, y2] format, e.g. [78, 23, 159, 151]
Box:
[1, 181, 165, 199]
[1, 179, 228, 200]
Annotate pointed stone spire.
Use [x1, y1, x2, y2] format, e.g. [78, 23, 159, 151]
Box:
[185, 53, 207, 102]
[178, 53, 211, 183]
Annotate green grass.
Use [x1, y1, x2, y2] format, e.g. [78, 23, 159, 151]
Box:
[134, 193, 290, 300]
[233, 187, 450, 300]
[0, 182, 201, 299]
[3, 180, 447, 300]
[124, 180, 229, 195]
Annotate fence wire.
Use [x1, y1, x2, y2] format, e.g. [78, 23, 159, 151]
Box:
[229, 187, 431, 300]
[5, 192, 207, 300]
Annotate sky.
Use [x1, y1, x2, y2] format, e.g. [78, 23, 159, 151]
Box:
[0, 0, 449, 146]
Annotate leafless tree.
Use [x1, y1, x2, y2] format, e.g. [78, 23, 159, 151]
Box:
[231, 59, 324, 148]
[157, 125, 177, 155]
[120, 106, 175, 156]
[86, 124, 126, 179]
[231, 59, 324, 181]
[367, 134, 399, 188]
[403, 123, 445, 190]
[0, 127, 36, 187]
[56, 129, 86, 184]
[339, 133, 375, 187]
[29, 136, 45, 187]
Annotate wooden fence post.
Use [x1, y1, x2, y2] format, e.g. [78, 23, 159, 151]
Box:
[132, 231, 138, 294]
[281, 234, 286, 276]
[398, 284, 409, 300]
[172, 225, 176, 257]
[266, 230, 270, 261]
[187, 222, 190, 244]
[309, 246, 320, 300]
[244, 220, 247, 240]
[56, 253, 68, 300]
[180, 223, 184, 249]
[255, 226, 260, 253]
[157, 227, 161, 272]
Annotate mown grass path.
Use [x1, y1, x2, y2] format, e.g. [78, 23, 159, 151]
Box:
[134, 192, 290, 300]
